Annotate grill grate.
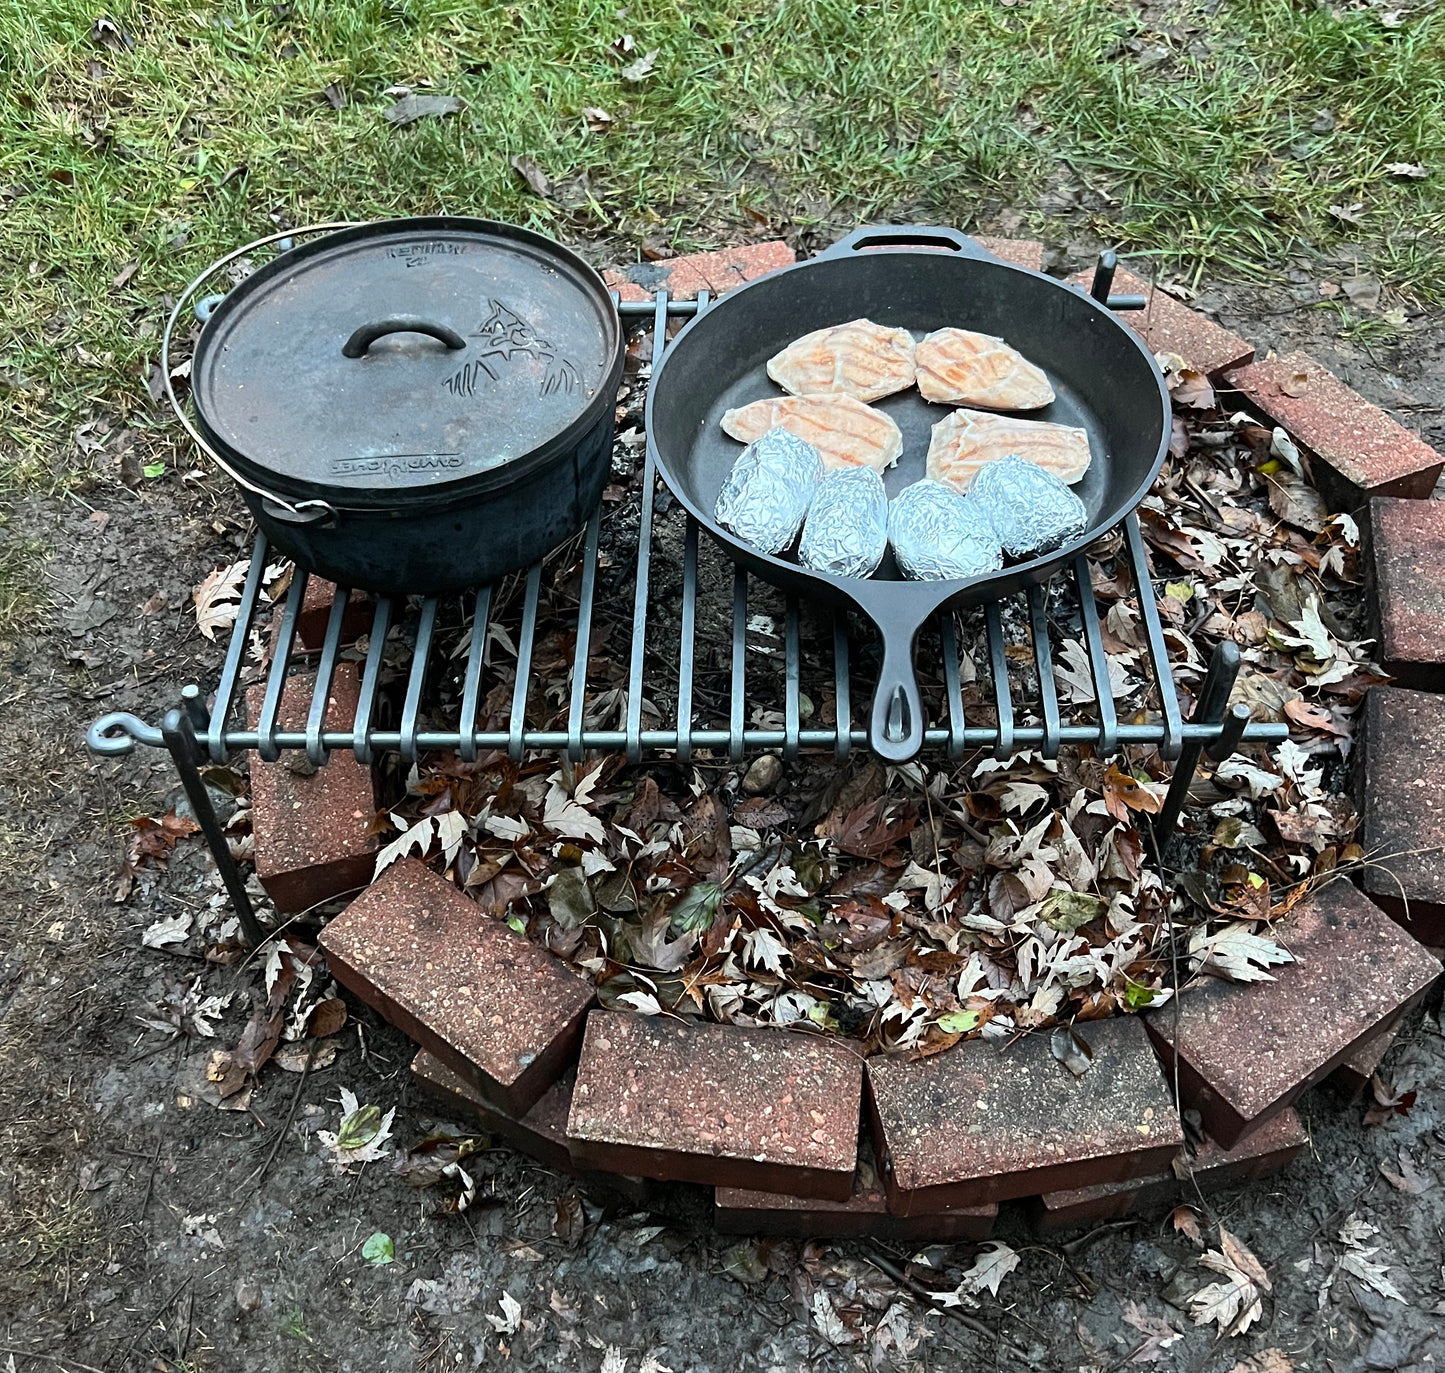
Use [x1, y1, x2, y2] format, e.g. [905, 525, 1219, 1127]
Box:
[88, 289, 1288, 946]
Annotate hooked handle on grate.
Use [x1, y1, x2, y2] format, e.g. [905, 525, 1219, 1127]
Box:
[868, 627, 927, 764]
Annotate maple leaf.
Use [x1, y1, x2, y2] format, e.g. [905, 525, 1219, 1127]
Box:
[1170, 1205, 1204, 1246]
[742, 927, 789, 975]
[1340, 1248, 1406, 1302]
[374, 814, 435, 877]
[485, 1292, 523, 1334]
[435, 810, 468, 865]
[1189, 922, 1294, 983]
[1188, 1228, 1270, 1336]
[932, 1242, 1020, 1305]
[1103, 763, 1163, 821]
[811, 1290, 857, 1344]
[544, 779, 606, 845]
[1120, 1300, 1184, 1362]
[317, 1088, 395, 1171]
[824, 797, 918, 860]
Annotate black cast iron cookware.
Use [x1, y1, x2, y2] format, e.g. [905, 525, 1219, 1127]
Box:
[177, 217, 625, 595]
[645, 226, 1171, 763]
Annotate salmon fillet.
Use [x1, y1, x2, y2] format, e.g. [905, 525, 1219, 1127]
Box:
[766, 318, 916, 402]
[926, 409, 1091, 492]
[914, 328, 1055, 409]
[722, 395, 903, 472]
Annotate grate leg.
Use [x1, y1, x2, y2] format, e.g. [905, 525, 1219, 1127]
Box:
[1153, 640, 1242, 837]
[162, 704, 265, 947]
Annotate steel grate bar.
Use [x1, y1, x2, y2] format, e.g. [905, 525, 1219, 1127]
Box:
[256, 568, 309, 763]
[509, 562, 543, 762]
[400, 597, 438, 765]
[729, 568, 747, 762]
[1028, 584, 1062, 760]
[304, 587, 351, 765]
[218, 718, 1277, 756]
[1073, 554, 1118, 755]
[833, 614, 851, 762]
[675, 516, 699, 766]
[625, 291, 671, 763]
[206, 532, 269, 764]
[90, 295, 1301, 792]
[986, 600, 1014, 760]
[939, 614, 966, 760]
[352, 598, 393, 765]
[784, 595, 801, 760]
[566, 509, 602, 763]
[1124, 513, 1184, 760]
[458, 585, 493, 764]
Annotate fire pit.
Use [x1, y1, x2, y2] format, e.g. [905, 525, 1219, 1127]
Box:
[87, 228, 1443, 1252]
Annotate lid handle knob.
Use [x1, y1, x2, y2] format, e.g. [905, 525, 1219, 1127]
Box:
[341, 317, 467, 358]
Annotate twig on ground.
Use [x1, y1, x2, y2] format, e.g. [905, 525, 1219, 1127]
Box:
[0, 1347, 108, 1373]
[106, 1274, 191, 1372]
[132, 1135, 162, 1222]
[865, 1249, 1030, 1363]
[245, 1041, 314, 1193]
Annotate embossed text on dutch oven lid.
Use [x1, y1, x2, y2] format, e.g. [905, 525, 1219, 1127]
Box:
[191, 221, 618, 497]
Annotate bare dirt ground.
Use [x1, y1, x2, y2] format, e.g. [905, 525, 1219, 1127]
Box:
[2, 230, 1443, 1373]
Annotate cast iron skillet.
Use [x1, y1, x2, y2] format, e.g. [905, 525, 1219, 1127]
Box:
[645, 226, 1171, 763]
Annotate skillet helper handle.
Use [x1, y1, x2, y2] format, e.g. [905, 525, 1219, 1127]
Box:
[822, 224, 996, 262]
[342, 318, 467, 358]
[868, 624, 928, 764]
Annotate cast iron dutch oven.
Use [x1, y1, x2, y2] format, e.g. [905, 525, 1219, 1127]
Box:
[645, 226, 1172, 763]
[167, 218, 625, 594]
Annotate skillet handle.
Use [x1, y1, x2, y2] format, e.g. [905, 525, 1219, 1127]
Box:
[821, 225, 997, 262]
[868, 621, 928, 764]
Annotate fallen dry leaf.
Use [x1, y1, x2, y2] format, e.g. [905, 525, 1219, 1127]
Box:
[192, 560, 250, 641]
[384, 94, 463, 125]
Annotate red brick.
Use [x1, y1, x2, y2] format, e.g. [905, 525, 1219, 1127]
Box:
[272, 577, 374, 654]
[604, 240, 795, 301]
[246, 666, 375, 912]
[1368, 498, 1445, 690]
[320, 858, 594, 1115]
[601, 268, 651, 304]
[1358, 687, 1445, 945]
[868, 1017, 1181, 1215]
[1225, 352, 1443, 502]
[716, 1151, 996, 1242]
[1331, 1022, 1399, 1095]
[1030, 1109, 1308, 1233]
[974, 236, 1046, 272]
[411, 1051, 654, 1202]
[411, 1049, 575, 1172]
[1066, 266, 1255, 377]
[566, 1014, 862, 1200]
[1146, 879, 1439, 1147]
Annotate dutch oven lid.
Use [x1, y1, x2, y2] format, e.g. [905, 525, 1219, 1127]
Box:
[191, 218, 622, 508]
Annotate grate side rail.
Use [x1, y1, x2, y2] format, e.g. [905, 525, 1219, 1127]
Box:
[87, 292, 1286, 944]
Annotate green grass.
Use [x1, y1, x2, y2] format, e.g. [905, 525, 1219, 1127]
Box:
[1, 0, 1443, 495]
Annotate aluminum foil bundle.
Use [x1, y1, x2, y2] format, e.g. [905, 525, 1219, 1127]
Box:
[969, 453, 1088, 558]
[887, 479, 1003, 581]
[714, 427, 823, 555]
[799, 465, 888, 578]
